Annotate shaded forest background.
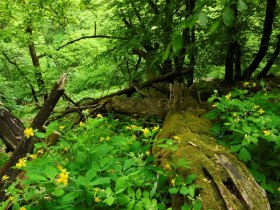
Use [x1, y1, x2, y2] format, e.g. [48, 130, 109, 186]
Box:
[0, 0, 279, 209]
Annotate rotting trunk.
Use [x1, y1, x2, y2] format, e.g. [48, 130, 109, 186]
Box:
[151, 85, 270, 210]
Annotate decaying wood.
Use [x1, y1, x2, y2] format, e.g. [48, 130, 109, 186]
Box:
[0, 108, 24, 151]
[152, 85, 270, 210]
[0, 74, 67, 201]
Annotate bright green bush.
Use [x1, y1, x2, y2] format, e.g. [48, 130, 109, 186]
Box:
[1, 114, 201, 210]
[205, 81, 280, 206]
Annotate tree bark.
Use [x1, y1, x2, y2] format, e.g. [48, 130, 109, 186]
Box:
[151, 84, 270, 209]
[0, 108, 24, 151]
[243, 0, 276, 79]
[0, 74, 67, 201]
[26, 26, 48, 101]
[257, 34, 280, 78]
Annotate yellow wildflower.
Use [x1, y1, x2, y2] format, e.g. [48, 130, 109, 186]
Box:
[59, 126, 65, 131]
[225, 93, 231, 100]
[171, 179, 175, 186]
[94, 196, 101, 203]
[258, 109, 265, 115]
[1, 175, 9, 182]
[16, 158, 26, 168]
[145, 151, 150, 156]
[232, 113, 238, 117]
[37, 149, 44, 154]
[8, 195, 14, 201]
[96, 114, 103, 118]
[100, 137, 105, 142]
[142, 128, 149, 137]
[164, 163, 171, 170]
[105, 136, 110, 141]
[263, 130, 271, 136]
[173, 136, 181, 141]
[79, 122, 85, 127]
[29, 154, 37, 160]
[56, 169, 69, 186]
[212, 104, 216, 107]
[152, 126, 159, 132]
[131, 125, 138, 129]
[20, 207, 27, 210]
[252, 82, 256, 87]
[243, 82, 250, 87]
[24, 127, 34, 139]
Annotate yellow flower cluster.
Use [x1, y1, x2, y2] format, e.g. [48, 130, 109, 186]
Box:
[243, 81, 256, 88]
[164, 163, 171, 170]
[225, 93, 231, 100]
[171, 178, 175, 186]
[24, 127, 34, 139]
[100, 136, 110, 142]
[79, 122, 85, 127]
[16, 158, 26, 168]
[20, 207, 27, 210]
[258, 108, 265, 115]
[59, 125, 65, 131]
[141, 128, 149, 137]
[56, 166, 69, 186]
[126, 125, 138, 130]
[96, 114, 103, 118]
[263, 130, 271, 136]
[1, 175, 9, 182]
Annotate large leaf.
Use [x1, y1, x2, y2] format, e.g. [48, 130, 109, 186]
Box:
[223, 6, 235, 26]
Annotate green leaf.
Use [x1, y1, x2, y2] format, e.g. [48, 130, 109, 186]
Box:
[179, 185, 189, 195]
[242, 125, 251, 134]
[172, 34, 183, 54]
[53, 189, 65, 197]
[86, 168, 97, 182]
[136, 188, 142, 200]
[193, 199, 202, 210]
[59, 192, 80, 204]
[26, 173, 47, 181]
[239, 147, 251, 162]
[117, 194, 130, 205]
[204, 111, 218, 120]
[115, 176, 129, 193]
[185, 174, 197, 185]
[168, 187, 178, 194]
[135, 203, 144, 210]
[103, 196, 115, 206]
[123, 159, 135, 171]
[44, 165, 58, 180]
[91, 177, 111, 186]
[127, 200, 136, 210]
[230, 144, 242, 153]
[181, 204, 191, 210]
[198, 12, 208, 26]
[209, 21, 220, 34]
[223, 6, 235, 26]
[162, 43, 171, 62]
[238, 0, 248, 11]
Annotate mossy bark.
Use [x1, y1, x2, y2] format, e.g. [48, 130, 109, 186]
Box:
[152, 87, 270, 210]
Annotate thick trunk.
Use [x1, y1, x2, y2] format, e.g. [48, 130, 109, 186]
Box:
[257, 34, 280, 78]
[243, 0, 276, 79]
[151, 84, 270, 209]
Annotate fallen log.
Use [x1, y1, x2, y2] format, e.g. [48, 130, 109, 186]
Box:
[152, 84, 270, 210]
[0, 74, 67, 201]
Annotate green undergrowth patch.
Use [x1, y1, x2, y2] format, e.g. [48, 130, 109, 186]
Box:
[1, 114, 201, 210]
[205, 80, 280, 208]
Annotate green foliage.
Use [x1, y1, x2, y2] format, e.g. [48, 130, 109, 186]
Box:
[205, 81, 280, 205]
[1, 115, 200, 209]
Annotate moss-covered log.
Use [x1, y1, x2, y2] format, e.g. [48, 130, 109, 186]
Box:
[152, 89, 270, 210]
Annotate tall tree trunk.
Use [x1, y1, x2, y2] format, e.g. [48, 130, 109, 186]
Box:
[243, 0, 276, 79]
[257, 34, 280, 78]
[26, 26, 48, 101]
[161, 0, 173, 75]
[234, 42, 242, 80]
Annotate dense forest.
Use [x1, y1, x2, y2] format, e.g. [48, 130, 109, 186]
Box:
[0, 0, 279, 209]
